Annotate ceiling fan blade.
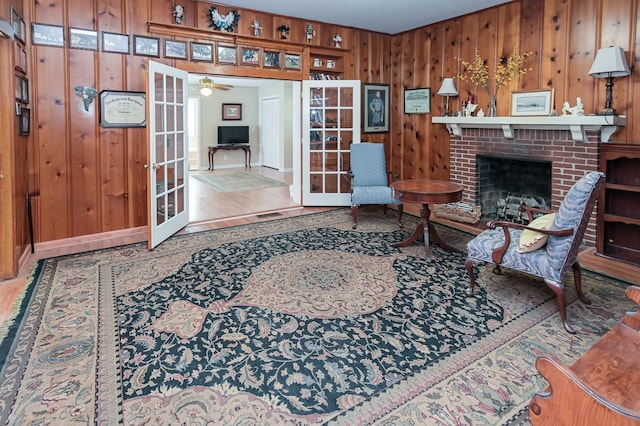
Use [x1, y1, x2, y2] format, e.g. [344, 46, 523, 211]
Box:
[212, 84, 233, 91]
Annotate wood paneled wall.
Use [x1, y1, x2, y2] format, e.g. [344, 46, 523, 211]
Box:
[23, 0, 359, 248]
[4, 0, 640, 273]
[357, 0, 639, 181]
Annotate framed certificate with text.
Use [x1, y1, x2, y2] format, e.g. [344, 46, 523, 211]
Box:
[99, 91, 146, 128]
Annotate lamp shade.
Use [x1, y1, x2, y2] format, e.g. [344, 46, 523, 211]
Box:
[200, 86, 212, 97]
[588, 46, 630, 78]
[437, 78, 458, 96]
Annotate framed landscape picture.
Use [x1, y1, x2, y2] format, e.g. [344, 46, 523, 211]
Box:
[102, 31, 129, 54]
[284, 53, 301, 70]
[69, 28, 98, 50]
[32, 23, 65, 47]
[165, 40, 187, 59]
[217, 45, 237, 64]
[511, 89, 554, 116]
[222, 103, 242, 120]
[134, 35, 160, 57]
[191, 42, 213, 62]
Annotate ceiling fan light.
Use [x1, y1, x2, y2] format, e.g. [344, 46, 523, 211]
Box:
[200, 86, 213, 97]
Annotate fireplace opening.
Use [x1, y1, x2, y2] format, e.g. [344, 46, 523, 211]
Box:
[477, 155, 552, 223]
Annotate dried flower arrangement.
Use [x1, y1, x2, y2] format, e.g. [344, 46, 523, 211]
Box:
[458, 47, 532, 97]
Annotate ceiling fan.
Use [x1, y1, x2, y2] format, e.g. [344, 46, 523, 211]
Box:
[199, 77, 233, 96]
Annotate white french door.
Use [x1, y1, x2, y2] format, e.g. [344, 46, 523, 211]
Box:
[147, 60, 189, 249]
[301, 80, 360, 205]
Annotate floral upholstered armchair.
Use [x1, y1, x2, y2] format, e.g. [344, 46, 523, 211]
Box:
[347, 143, 403, 230]
[465, 171, 605, 333]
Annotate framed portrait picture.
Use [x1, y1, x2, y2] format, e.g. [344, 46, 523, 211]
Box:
[165, 40, 187, 59]
[102, 31, 129, 54]
[241, 47, 260, 66]
[191, 42, 213, 62]
[99, 90, 146, 128]
[363, 83, 389, 133]
[69, 28, 98, 50]
[217, 45, 237, 64]
[284, 53, 301, 70]
[32, 23, 65, 47]
[511, 89, 554, 116]
[222, 103, 242, 120]
[19, 107, 30, 136]
[263, 51, 281, 68]
[134, 35, 160, 57]
[404, 88, 431, 114]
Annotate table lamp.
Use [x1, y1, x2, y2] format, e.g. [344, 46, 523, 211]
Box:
[588, 46, 630, 115]
[437, 78, 458, 116]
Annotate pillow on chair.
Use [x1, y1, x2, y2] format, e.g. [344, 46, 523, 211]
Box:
[517, 213, 556, 253]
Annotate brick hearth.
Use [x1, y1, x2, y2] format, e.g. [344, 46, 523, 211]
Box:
[449, 128, 599, 245]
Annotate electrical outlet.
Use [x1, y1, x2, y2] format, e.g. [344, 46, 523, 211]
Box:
[223, 155, 228, 160]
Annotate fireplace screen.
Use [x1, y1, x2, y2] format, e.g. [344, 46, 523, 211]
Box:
[477, 155, 552, 223]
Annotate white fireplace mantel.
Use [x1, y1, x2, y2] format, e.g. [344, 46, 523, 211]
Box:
[432, 115, 626, 142]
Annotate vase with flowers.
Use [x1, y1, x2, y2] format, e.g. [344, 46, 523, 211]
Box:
[458, 47, 532, 116]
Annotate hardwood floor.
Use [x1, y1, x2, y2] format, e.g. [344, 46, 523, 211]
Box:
[188, 166, 299, 223]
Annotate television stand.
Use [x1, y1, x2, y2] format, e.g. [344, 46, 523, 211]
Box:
[208, 145, 251, 170]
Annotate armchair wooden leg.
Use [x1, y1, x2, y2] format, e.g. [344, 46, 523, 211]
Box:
[544, 279, 575, 334]
[464, 258, 476, 296]
[572, 261, 591, 305]
[351, 205, 358, 229]
[397, 204, 404, 228]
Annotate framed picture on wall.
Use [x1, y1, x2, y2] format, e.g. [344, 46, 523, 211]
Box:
[363, 83, 389, 133]
[134, 35, 160, 57]
[222, 103, 242, 120]
[32, 23, 65, 47]
[165, 40, 187, 59]
[19, 107, 30, 136]
[102, 31, 129, 54]
[263, 51, 281, 68]
[217, 45, 237, 64]
[404, 87, 431, 114]
[284, 53, 301, 70]
[99, 90, 146, 128]
[241, 47, 260, 65]
[69, 28, 98, 50]
[191, 42, 213, 62]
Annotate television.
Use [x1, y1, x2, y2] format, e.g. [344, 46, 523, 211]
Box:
[217, 125, 249, 146]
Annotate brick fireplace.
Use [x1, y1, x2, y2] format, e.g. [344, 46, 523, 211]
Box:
[448, 128, 600, 245]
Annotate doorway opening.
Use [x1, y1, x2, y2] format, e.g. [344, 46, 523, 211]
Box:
[186, 74, 301, 223]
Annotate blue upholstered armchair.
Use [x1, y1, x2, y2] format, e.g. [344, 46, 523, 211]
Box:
[348, 143, 403, 229]
[465, 171, 605, 334]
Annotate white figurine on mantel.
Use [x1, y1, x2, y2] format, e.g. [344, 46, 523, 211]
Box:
[561, 97, 585, 116]
[476, 108, 485, 117]
[464, 103, 478, 117]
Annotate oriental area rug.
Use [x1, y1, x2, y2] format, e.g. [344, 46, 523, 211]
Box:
[193, 171, 288, 192]
[0, 209, 634, 425]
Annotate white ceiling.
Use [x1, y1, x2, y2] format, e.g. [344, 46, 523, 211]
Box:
[218, 0, 513, 35]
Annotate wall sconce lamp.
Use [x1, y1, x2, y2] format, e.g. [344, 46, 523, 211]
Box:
[588, 46, 630, 115]
[437, 78, 458, 116]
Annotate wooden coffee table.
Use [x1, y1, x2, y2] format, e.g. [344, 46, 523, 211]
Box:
[391, 179, 463, 257]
